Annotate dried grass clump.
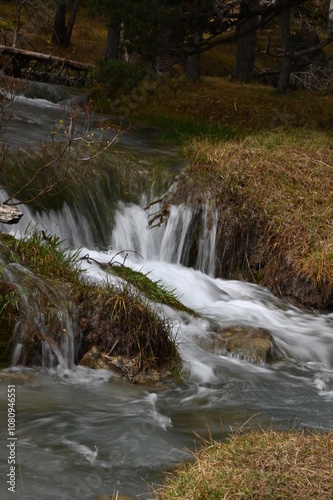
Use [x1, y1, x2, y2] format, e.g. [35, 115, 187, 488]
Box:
[156, 430, 333, 499]
[78, 282, 179, 373]
[183, 130, 333, 291]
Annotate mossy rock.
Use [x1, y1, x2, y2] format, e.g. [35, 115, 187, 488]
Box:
[80, 346, 172, 383]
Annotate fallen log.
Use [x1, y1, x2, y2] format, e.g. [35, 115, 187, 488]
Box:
[0, 203, 23, 224]
[0, 45, 94, 72]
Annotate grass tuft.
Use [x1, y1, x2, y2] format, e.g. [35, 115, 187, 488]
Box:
[79, 281, 180, 372]
[0, 230, 180, 373]
[107, 263, 197, 316]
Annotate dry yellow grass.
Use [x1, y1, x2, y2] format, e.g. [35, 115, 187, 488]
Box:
[155, 430, 333, 499]
[182, 129, 333, 292]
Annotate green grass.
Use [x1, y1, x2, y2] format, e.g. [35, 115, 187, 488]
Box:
[107, 263, 197, 316]
[132, 76, 333, 139]
[4, 227, 82, 283]
[136, 115, 237, 145]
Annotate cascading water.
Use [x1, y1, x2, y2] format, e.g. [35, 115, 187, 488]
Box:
[111, 202, 218, 276]
[1, 259, 78, 370]
[1, 80, 333, 500]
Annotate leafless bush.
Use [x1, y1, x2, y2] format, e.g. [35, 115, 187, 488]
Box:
[0, 77, 121, 208]
[290, 62, 333, 91]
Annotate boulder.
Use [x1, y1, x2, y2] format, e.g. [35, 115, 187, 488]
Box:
[198, 326, 282, 364]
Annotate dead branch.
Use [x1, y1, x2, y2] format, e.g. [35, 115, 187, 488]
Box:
[144, 196, 166, 211]
[147, 204, 170, 228]
[1, 98, 122, 207]
[265, 34, 333, 59]
[0, 45, 94, 71]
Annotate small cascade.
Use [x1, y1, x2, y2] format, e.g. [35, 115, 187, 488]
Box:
[1, 260, 79, 370]
[111, 202, 218, 276]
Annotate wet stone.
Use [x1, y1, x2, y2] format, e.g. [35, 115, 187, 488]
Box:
[80, 346, 169, 383]
[198, 326, 282, 364]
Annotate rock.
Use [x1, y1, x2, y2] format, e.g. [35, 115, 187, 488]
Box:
[198, 326, 282, 364]
[0, 203, 23, 224]
[79, 346, 169, 383]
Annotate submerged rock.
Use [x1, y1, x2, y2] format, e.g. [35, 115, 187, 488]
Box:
[198, 326, 282, 364]
[80, 346, 170, 383]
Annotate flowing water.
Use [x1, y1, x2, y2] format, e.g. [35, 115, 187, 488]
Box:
[0, 80, 333, 499]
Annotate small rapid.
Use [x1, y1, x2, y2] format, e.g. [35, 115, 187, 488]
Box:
[0, 81, 333, 499]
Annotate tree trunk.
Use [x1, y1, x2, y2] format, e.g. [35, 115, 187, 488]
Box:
[277, 9, 292, 93]
[63, 0, 80, 48]
[52, 1, 66, 45]
[329, 0, 333, 31]
[186, 33, 203, 81]
[13, 0, 24, 48]
[105, 22, 121, 61]
[233, 4, 258, 81]
[0, 45, 93, 71]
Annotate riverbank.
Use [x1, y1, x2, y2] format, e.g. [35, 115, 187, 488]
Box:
[154, 429, 333, 499]
[0, 231, 180, 376]
[131, 77, 333, 310]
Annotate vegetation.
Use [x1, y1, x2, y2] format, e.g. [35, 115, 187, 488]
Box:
[0, 230, 180, 373]
[181, 130, 333, 304]
[106, 263, 197, 316]
[0, 281, 17, 368]
[129, 74, 333, 307]
[132, 77, 333, 141]
[154, 429, 333, 499]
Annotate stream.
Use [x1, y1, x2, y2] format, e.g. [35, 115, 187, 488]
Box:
[0, 80, 333, 500]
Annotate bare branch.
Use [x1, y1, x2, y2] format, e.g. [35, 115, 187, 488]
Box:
[0, 88, 123, 209]
[265, 35, 333, 59]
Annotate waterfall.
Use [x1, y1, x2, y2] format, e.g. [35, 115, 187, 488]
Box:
[111, 202, 218, 276]
[1, 260, 79, 370]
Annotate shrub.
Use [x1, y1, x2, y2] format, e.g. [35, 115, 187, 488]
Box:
[93, 59, 148, 101]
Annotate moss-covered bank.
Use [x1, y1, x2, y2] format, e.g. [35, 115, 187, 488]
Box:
[0, 231, 180, 376]
[131, 78, 333, 310]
